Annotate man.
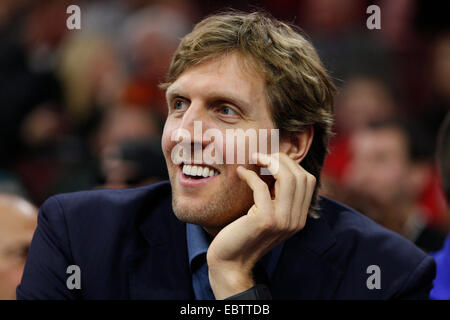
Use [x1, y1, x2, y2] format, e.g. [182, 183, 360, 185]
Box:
[17, 12, 435, 300]
[0, 194, 37, 299]
[343, 119, 447, 252]
[430, 111, 450, 300]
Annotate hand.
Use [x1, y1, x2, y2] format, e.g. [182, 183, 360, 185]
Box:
[207, 152, 316, 299]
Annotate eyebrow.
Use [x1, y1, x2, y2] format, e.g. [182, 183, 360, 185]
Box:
[165, 87, 185, 102]
[166, 87, 252, 114]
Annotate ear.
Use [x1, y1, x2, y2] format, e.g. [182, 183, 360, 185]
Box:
[279, 125, 314, 163]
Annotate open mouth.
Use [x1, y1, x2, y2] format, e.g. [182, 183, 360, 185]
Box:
[180, 163, 220, 180]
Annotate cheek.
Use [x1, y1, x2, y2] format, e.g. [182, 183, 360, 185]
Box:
[222, 134, 257, 165]
[161, 122, 175, 159]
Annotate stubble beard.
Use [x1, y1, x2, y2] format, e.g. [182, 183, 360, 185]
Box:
[169, 169, 254, 230]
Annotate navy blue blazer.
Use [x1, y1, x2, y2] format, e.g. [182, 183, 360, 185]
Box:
[17, 181, 436, 299]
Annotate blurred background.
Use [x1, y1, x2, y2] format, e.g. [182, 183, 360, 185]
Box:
[0, 0, 449, 298]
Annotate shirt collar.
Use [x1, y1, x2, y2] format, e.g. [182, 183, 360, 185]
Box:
[186, 223, 210, 268]
[186, 223, 284, 279]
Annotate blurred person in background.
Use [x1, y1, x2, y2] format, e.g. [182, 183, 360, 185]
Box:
[380, 0, 450, 134]
[430, 111, 450, 300]
[320, 76, 395, 199]
[100, 138, 168, 189]
[118, 2, 192, 116]
[419, 33, 450, 141]
[320, 75, 449, 228]
[342, 119, 447, 252]
[297, 0, 395, 88]
[333, 77, 396, 135]
[93, 105, 163, 157]
[49, 104, 166, 193]
[1, 0, 192, 206]
[94, 105, 167, 188]
[0, 194, 37, 300]
[57, 34, 126, 134]
[0, 0, 68, 170]
[0, 0, 74, 205]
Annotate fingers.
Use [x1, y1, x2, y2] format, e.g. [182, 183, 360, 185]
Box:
[251, 153, 294, 219]
[251, 152, 316, 234]
[301, 173, 316, 227]
[236, 166, 273, 213]
[279, 153, 316, 229]
[277, 153, 305, 229]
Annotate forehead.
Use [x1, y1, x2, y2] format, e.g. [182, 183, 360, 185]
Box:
[166, 52, 268, 110]
[353, 128, 408, 154]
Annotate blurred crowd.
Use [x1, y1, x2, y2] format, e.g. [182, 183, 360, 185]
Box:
[0, 0, 449, 299]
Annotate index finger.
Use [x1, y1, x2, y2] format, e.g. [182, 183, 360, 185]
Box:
[236, 166, 273, 210]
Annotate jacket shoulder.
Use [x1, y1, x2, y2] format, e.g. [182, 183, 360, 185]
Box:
[18, 181, 173, 299]
[45, 180, 172, 221]
[317, 197, 436, 299]
[39, 181, 173, 256]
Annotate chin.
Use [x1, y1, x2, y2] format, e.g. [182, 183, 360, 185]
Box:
[171, 191, 252, 230]
[172, 197, 224, 227]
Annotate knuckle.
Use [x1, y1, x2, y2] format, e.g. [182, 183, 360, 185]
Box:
[258, 214, 276, 233]
[308, 174, 317, 184]
[255, 185, 270, 197]
[298, 218, 307, 230]
[287, 223, 299, 234]
[256, 178, 269, 191]
[276, 217, 292, 233]
[299, 173, 308, 184]
[247, 170, 258, 179]
[288, 221, 305, 236]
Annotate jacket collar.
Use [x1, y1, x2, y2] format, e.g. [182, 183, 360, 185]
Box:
[269, 198, 341, 299]
[128, 181, 194, 299]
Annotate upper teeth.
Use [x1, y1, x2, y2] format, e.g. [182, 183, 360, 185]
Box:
[182, 164, 219, 177]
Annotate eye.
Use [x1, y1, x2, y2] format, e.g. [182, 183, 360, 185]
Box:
[219, 106, 237, 116]
[173, 99, 188, 111]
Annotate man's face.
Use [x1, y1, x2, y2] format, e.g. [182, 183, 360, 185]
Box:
[345, 128, 411, 204]
[161, 52, 276, 232]
[0, 199, 37, 300]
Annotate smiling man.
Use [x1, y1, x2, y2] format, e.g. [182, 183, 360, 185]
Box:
[17, 11, 436, 300]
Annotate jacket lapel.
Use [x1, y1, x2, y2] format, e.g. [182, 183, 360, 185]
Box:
[270, 211, 343, 299]
[127, 186, 194, 299]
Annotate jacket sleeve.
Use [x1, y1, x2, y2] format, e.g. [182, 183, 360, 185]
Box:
[395, 254, 437, 300]
[16, 196, 79, 300]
